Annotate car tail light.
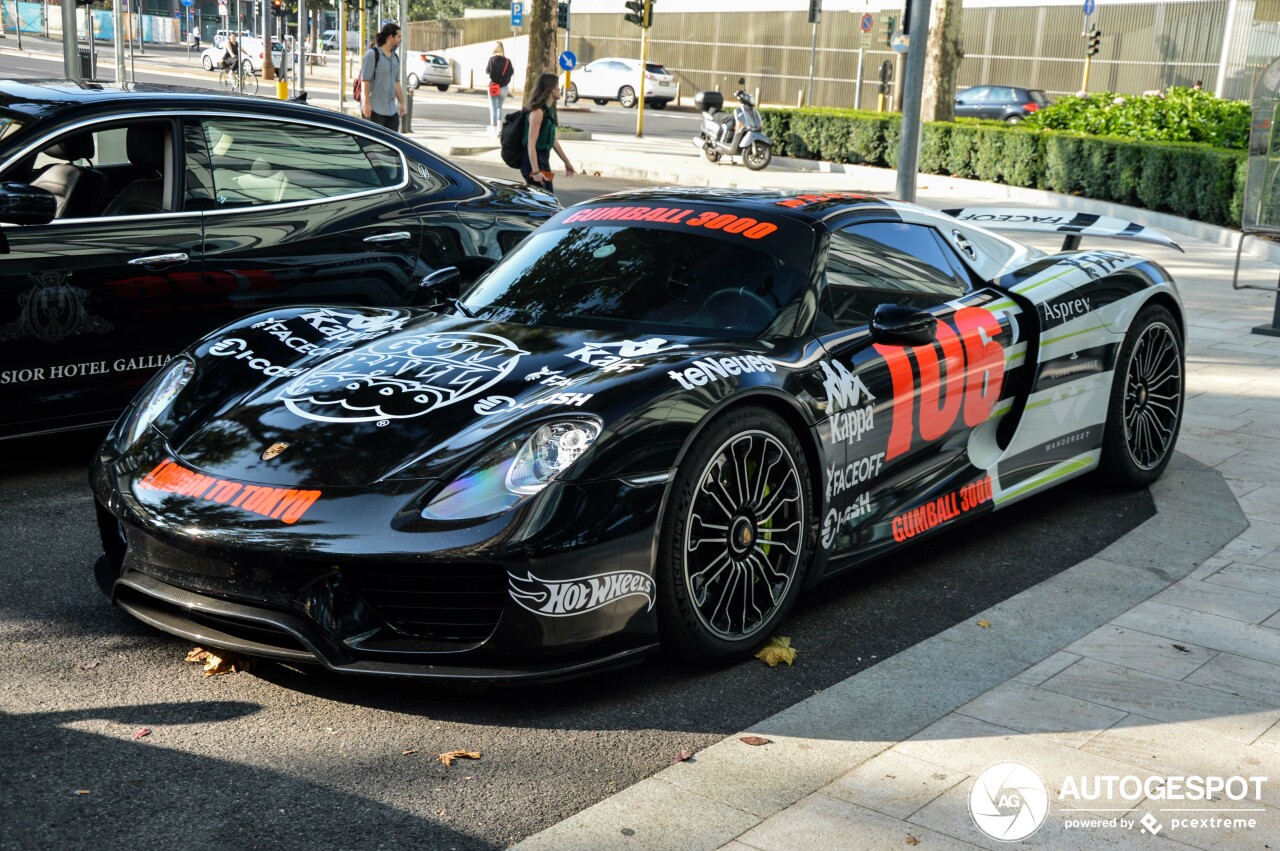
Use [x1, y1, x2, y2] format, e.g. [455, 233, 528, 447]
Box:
[1023, 102, 1039, 112]
[420, 53, 428, 61]
[645, 73, 658, 80]
[258, 51, 264, 59]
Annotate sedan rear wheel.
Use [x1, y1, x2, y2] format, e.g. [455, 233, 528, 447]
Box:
[657, 407, 813, 664]
[1100, 304, 1184, 487]
[565, 83, 579, 104]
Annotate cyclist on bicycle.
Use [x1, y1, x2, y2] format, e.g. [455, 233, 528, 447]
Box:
[221, 33, 240, 71]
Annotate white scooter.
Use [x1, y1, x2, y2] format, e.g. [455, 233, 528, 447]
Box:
[693, 78, 773, 171]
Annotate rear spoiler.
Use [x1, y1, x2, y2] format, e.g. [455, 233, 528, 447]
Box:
[942, 208, 1184, 253]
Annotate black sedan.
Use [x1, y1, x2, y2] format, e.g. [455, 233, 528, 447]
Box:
[91, 189, 1186, 682]
[0, 80, 558, 441]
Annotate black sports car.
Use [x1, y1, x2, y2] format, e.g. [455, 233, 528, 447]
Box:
[91, 190, 1187, 682]
[0, 80, 558, 440]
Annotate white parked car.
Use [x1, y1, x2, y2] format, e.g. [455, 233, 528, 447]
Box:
[321, 29, 361, 51]
[563, 57, 676, 109]
[405, 52, 452, 91]
[202, 37, 290, 75]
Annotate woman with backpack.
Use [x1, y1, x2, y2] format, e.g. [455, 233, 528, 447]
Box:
[521, 72, 576, 193]
[485, 42, 514, 136]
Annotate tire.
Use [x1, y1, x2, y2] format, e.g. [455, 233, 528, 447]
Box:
[1098, 304, 1184, 488]
[242, 59, 254, 74]
[202, 55, 214, 71]
[406, 73, 420, 89]
[703, 144, 721, 163]
[565, 83, 579, 104]
[1005, 114, 1023, 124]
[743, 141, 772, 171]
[656, 407, 815, 665]
[436, 84, 449, 92]
[648, 99, 667, 110]
[593, 98, 608, 105]
[619, 86, 637, 108]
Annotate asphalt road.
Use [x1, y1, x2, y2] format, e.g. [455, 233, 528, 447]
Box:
[0, 423, 1154, 850]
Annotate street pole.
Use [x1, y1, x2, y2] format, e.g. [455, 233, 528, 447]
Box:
[806, 19, 817, 107]
[16, 0, 24, 51]
[62, 0, 78, 81]
[262, 0, 273, 80]
[114, 0, 125, 83]
[298, 0, 306, 94]
[635, 0, 650, 138]
[894, 0, 932, 202]
[399, 0, 409, 130]
[854, 45, 863, 110]
[86, 3, 95, 79]
[338, 0, 346, 111]
[563, 3, 571, 105]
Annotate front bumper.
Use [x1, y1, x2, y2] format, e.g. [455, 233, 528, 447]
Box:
[91, 444, 668, 683]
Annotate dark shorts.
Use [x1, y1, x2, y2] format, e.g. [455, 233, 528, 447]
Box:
[368, 111, 399, 131]
[519, 149, 553, 193]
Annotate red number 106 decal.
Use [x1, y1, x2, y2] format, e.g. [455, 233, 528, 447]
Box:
[874, 307, 1006, 462]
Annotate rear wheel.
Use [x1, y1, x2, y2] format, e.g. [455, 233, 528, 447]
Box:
[1005, 114, 1023, 124]
[565, 83, 579, 104]
[619, 86, 637, 108]
[648, 99, 667, 110]
[743, 141, 772, 170]
[703, 143, 721, 163]
[1099, 304, 1184, 488]
[657, 407, 814, 665]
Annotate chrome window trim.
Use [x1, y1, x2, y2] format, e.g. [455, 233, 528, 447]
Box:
[0, 108, 411, 225]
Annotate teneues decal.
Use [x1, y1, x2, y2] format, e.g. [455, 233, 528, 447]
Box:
[137, 459, 321, 524]
[508, 569, 655, 617]
[669, 355, 776, 389]
[891, 477, 993, 542]
[279, 332, 527, 423]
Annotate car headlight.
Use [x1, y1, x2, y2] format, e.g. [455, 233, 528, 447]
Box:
[118, 358, 194, 450]
[421, 419, 601, 521]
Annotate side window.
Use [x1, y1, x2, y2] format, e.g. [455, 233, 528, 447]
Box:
[203, 118, 384, 208]
[960, 86, 988, 102]
[991, 87, 1018, 103]
[610, 61, 631, 72]
[824, 222, 967, 330]
[357, 138, 407, 188]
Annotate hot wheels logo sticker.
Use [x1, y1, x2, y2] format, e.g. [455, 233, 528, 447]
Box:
[278, 331, 527, 423]
[508, 569, 655, 617]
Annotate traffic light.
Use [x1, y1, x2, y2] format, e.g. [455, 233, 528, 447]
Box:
[1087, 25, 1101, 57]
[272, 0, 282, 16]
[884, 14, 896, 47]
[623, 0, 643, 27]
[557, 2, 569, 29]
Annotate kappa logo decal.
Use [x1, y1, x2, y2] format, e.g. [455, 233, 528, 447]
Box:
[278, 332, 527, 423]
[508, 569, 655, 617]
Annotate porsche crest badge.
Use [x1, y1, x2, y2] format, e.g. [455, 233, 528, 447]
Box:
[261, 442, 290, 461]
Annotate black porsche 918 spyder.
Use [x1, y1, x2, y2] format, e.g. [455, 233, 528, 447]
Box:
[90, 189, 1187, 682]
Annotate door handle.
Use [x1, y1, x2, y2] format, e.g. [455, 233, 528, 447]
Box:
[128, 253, 189, 267]
[364, 231, 412, 244]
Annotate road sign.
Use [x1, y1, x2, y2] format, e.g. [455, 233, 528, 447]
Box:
[558, 51, 577, 71]
[181, 0, 193, 6]
[1083, 0, 1096, 14]
[511, 1, 523, 27]
[860, 13, 873, 33]
[891, 31, 909, 54]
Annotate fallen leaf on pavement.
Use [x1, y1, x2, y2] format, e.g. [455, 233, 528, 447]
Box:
[1173, 644, 1189, 653]
[437, 750, 480, 767]
[673, 749, 694, 763]
[976, 620, 991, 629]
[74, 790, 90, 796]
[402, 749, 419, 756]
[755, 635, 797, 667]
[132, 728, 151, 740]
[907, 835, 921, 846]
[79, 661, 99, 671]
[185, 646, 252, 676]
[740, 736, 771, 746]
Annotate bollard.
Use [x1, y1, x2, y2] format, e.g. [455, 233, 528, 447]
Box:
[469, 69, 474, 92]
[278, 78, 288, 100]
[797, 89, 803, 107]
[401, 90, 413, 132]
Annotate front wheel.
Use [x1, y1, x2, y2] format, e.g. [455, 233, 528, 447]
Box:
[656, 407, 814, 665]
[743, 141, 772, 171]
[436, 84, 448, 92]
[1099, 304, 1184, 488]
[565, 83, 579, 104]
[619, 86, 637, 108]
[648, 100, 667, 110]
[202, 55, 214, 71]
[407, 72, 420, 89]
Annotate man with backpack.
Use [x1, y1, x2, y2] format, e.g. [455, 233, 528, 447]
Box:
[360, 23, 406, 132]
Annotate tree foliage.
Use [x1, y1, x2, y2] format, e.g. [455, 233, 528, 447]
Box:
[1025, 88, 1251, 150]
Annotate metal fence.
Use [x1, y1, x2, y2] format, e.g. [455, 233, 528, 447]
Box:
[562, 0, 1279, 109]
[406, 15, 514, 54]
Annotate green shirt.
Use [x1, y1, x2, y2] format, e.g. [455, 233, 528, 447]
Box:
[521, 105, 557, 151]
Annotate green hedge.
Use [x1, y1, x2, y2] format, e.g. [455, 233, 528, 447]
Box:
[761, 107, 1247, 227]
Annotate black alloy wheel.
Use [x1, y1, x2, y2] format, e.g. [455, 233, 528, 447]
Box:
[1100, 304, 1184, 487]
[743, 141, 772, 171]
[657, 407, 813, 664]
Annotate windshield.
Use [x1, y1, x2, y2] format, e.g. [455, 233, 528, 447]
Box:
[461, 205, 812, 339]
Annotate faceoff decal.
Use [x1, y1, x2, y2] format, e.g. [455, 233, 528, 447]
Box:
[278, 332, 527, 423]
[137, 459, 321, 524]
[891, 476, 993, 542]
[508, 569, 655, 617]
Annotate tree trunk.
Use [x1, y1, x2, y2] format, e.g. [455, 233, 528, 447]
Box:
[522, 0, 556, 103]
[920, 0, 965, 122]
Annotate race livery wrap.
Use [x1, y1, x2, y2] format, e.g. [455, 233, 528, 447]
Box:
[91, 189, 1185, 682]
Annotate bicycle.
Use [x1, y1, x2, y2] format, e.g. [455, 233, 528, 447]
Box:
[218, 63, 259, 96]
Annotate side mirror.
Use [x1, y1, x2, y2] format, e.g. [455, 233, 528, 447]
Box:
[870, 303, 937, 346]
[0, 182, 56, 225]
[417, 266, 462, 302]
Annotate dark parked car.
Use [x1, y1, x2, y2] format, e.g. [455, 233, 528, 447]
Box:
[0, 80, 558, 440]
[954, 85, 1051, 123]
[91, 189, 1187, 683]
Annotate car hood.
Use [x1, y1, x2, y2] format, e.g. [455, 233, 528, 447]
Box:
[165, 308, 715, 489]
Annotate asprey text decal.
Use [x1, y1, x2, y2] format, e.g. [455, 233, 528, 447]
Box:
[891, 476, 992, 542]
[876, 307, 1006, 461]
[668, 355, 776, 389]
[508, 569, 655, 617]
[137, 459, 321, 524]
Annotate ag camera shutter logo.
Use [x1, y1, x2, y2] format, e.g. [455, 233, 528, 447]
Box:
[969, 762, 1050, 841]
